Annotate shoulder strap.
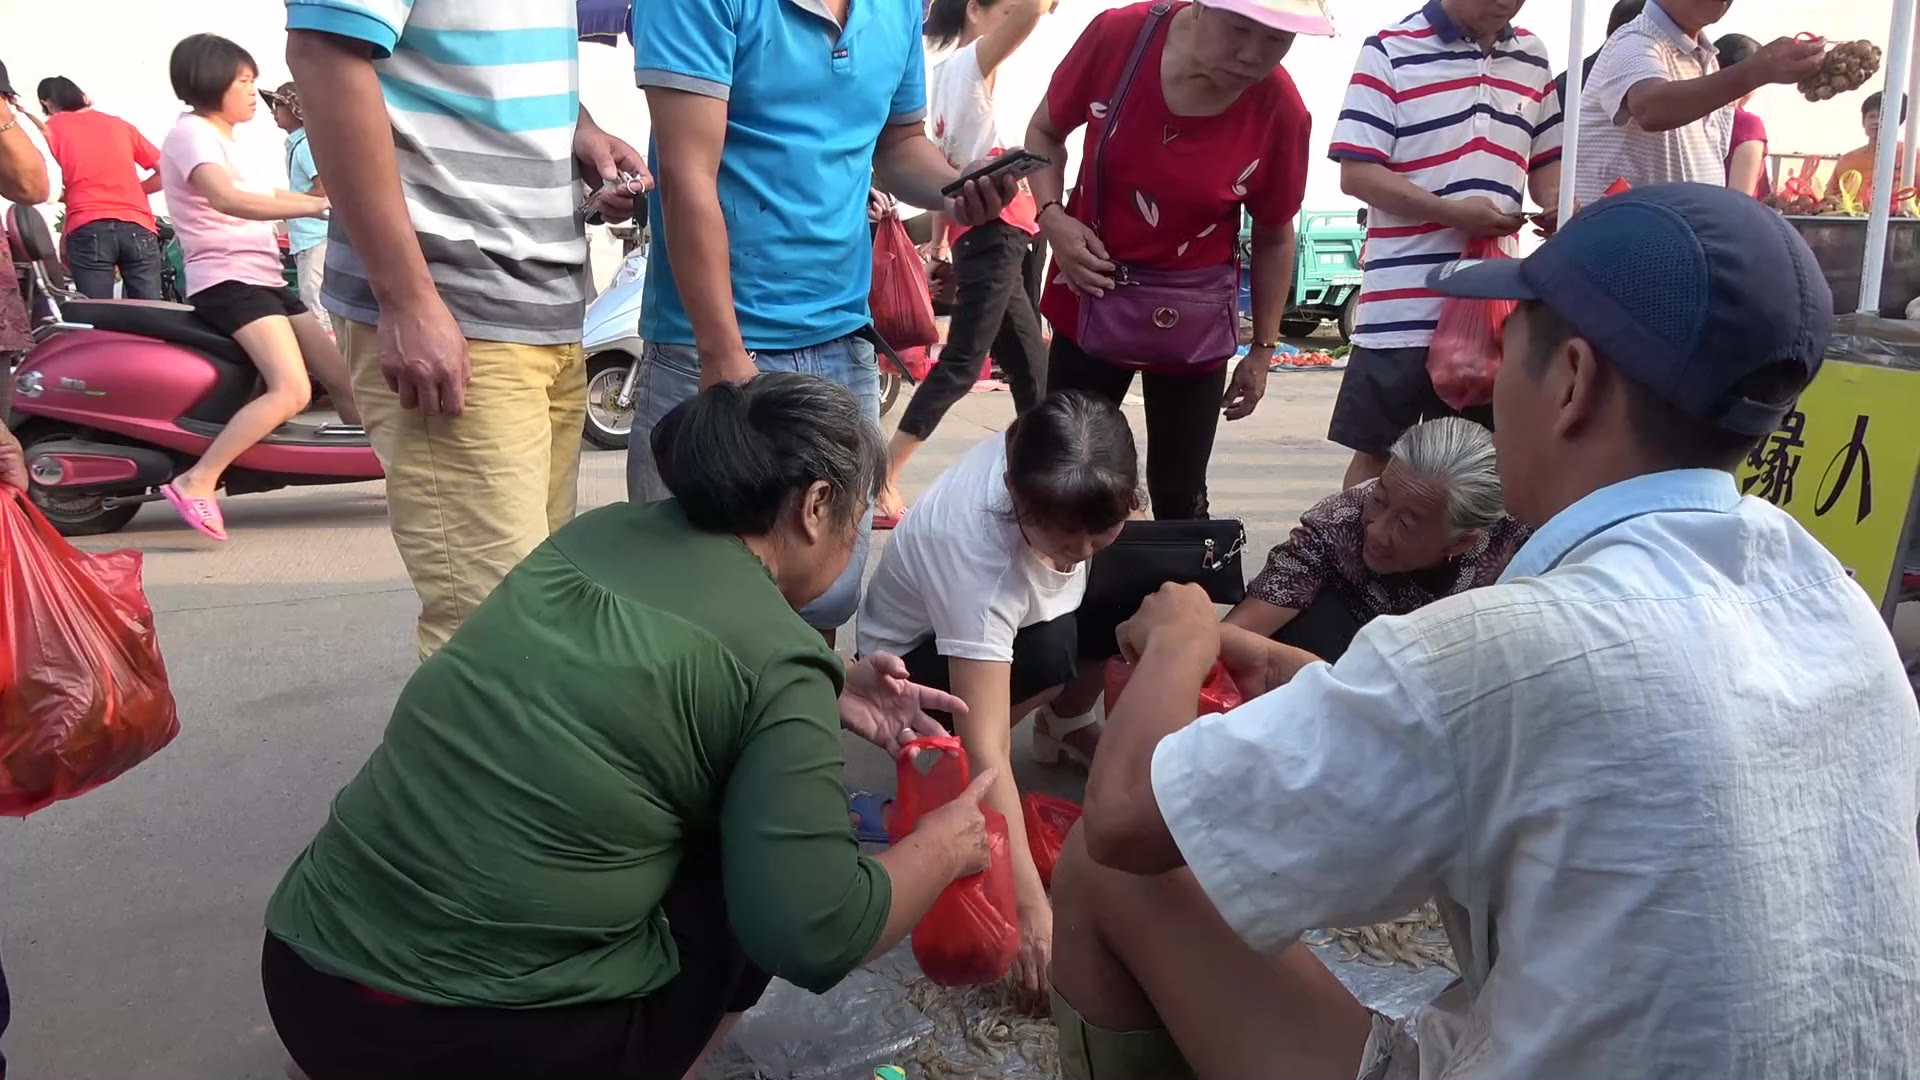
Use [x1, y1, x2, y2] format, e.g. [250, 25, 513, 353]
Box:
[1085, 1, 1172, 234]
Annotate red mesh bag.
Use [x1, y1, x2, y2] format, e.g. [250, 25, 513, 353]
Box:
[1426, 236, 1518, 411]
[870, 215, 939, 350]
[0, 489, 178, 816]
[1021, 792, 1083, 890]
[889, 736, 1018, 986]
[1103, 657, 1246, 718]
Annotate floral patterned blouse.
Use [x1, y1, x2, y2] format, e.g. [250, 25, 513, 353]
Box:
[1248, 480, 1531, 623]
[0, 222, 30, 355]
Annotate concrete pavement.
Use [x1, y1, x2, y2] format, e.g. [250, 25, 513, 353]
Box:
[0, 370, 1352, 1078]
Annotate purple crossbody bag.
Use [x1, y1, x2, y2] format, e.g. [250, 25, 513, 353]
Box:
[1073, 2, 1240, 373]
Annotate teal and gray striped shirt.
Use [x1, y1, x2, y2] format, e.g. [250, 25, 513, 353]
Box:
[284, 0, 588, 344]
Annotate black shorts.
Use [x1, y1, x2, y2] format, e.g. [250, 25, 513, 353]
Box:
[1327, 345, 1494, 458]
[900, 612, 1084, 710]
[261, 843, 770, 1080]
[190, 280, 306, 337]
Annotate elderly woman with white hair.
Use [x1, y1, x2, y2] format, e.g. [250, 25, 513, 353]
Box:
[1226, 417, 1528, 662]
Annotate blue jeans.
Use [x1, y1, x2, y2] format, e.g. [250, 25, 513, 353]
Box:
[626, 335, 879, 630]
[64, 219, 163, 300]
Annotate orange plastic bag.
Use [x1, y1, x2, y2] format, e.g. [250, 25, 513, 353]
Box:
[870, 215, 939, 350]
[889, 736, 1019, 986]
[1021, 792, 1083, 890]
[1103, 657, 1246, 718]
[1426, 236, 1518, 411]
[0, 489, 178, 816]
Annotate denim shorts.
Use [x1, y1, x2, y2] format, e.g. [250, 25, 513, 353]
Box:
[625, 335, 880, 631]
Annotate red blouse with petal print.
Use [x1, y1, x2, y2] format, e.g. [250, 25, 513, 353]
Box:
[1039, 0, 1311, 345]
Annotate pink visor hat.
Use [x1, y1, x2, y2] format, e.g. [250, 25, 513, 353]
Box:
[1202, 0, 1337, 36]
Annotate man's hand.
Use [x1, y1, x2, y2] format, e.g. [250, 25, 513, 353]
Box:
[1747, 37, 1828, 86]
[1443, 197, 1526, 239]
[1116, 583, 1221, 665]
[0, 423, 26, 489]
[1217, 623, 1318, 699]
[1222, 348, 1270, 421]
[840, 653, 963, 756]
[575, 112, 652, 225]
[379, 295, 472, 416]
[1038, 206, 1117, 297]
[699, 348, 759, 391]
[945, 158, 1017, 227]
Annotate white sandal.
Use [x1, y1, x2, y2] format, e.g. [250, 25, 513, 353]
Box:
[1029, 701, 1103, 768]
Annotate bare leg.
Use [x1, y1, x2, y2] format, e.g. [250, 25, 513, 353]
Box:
[290, 312, 361, 425]
[1341, 451, 1389, 490]
[1050, 824, 1373, 1078]
[169, 315, 311, 500]
[681, 1012, 744, 1080]
[877, 429, 921, 518]
[1052, 663, 1105, 717]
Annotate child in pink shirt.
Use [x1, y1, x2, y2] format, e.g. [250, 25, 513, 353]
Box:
[157, 33, 358, 540]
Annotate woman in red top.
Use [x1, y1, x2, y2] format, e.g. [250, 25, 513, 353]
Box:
[1025, 0, 1325, 521]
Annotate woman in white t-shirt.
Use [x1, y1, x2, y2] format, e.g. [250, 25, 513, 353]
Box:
[155, 34, 358, 541]
[874, 0, 1055, 525]
[858, 389, 1137, 999]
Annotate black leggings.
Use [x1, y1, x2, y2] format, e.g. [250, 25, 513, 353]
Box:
[262, 844, 768, 1080]
[898, 221, 1046, 440]
[1047, 335, 1228, 520]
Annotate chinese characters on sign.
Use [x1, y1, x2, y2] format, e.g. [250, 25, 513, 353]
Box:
[1744, 410, 1874, 526]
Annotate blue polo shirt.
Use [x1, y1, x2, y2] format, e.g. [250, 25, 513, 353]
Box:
[634, 0, 927, 351]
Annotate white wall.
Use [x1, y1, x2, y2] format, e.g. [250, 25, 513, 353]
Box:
[7, 0, 1909, 217]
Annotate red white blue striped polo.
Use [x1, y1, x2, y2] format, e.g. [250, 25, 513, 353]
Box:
[1329, 0, 1563, 349]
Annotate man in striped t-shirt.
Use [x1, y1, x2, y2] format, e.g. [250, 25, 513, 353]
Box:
[1327, 0, 1561, 489]
[287, 0, 649, 659]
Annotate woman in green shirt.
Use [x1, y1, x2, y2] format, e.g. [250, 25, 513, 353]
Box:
[260, 373, 999, 1080]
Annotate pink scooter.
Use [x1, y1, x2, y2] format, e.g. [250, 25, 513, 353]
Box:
[6, 207, 382, 537]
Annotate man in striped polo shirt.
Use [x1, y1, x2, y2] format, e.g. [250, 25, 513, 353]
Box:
[1327, 0, 1562, 489]
[287, 0, 649, 660]
[1573, 1, 1823, 206]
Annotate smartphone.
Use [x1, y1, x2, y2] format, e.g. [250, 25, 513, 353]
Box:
[941, 149, 1052, 198]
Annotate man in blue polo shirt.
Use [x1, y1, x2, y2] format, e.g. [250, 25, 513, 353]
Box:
[628, 0, 1013, 639]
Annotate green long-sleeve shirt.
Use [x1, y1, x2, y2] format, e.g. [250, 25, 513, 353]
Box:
[265, 501, 891, 1007]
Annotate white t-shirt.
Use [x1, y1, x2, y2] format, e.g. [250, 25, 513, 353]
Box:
[159, 113, 285, 294]
[929, 41, 1002, 171]
[858, 437, 1085, 662]
[1152, 470, 1920, 1077]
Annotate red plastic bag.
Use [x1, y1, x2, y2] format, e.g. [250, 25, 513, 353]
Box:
[1103, 657, 1246, 718]
[889, 736, 1019, 986]
[870, 215, 939, 350]
[1021, 792, 1083, 890]
[882, 344, 935, 381]
[1426, 236, 1518, 411]
[0, 489, 178, 816]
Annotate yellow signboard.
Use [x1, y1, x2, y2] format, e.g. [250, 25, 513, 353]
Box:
[1735, 357, 1920, 615]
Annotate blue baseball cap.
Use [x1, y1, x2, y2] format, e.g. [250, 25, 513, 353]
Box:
[1429, 183, 1833, 437]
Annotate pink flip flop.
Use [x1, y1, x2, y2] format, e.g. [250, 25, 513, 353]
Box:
[161, 483, 228, 541]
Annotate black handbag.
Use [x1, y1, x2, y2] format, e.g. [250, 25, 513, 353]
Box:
[1081, 519, 1249, 647]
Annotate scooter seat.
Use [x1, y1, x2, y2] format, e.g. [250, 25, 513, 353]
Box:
[61, 300, 254, 370]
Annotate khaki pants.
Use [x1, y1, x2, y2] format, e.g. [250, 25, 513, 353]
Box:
[339, 320, 586, 660]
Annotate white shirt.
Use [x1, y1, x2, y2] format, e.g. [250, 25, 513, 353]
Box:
[1153, 469, 1920, 1078]
[928, 41, 1002, 172]
[1574, 1, 1732, 206]
[858, 437, 1085, 662]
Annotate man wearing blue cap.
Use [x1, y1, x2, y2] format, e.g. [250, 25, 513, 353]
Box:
[1043, 184, 1920, 1080]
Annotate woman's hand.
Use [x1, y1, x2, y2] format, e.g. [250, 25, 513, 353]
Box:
[1222, 347, 1270, 421]
[1039, 206, 1116, 297]
[868, 188, 896, 224]
[911, 766, 1000, 876]
[1012, 897, 1054, 1001]
[841, 654, 965, 755]
[1116, 583, 1221, 664]
[1217, 623, 1318, 699]
[0, 423, 27, 489]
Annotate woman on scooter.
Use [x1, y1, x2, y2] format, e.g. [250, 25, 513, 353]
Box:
[157, 33, 359, 541]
